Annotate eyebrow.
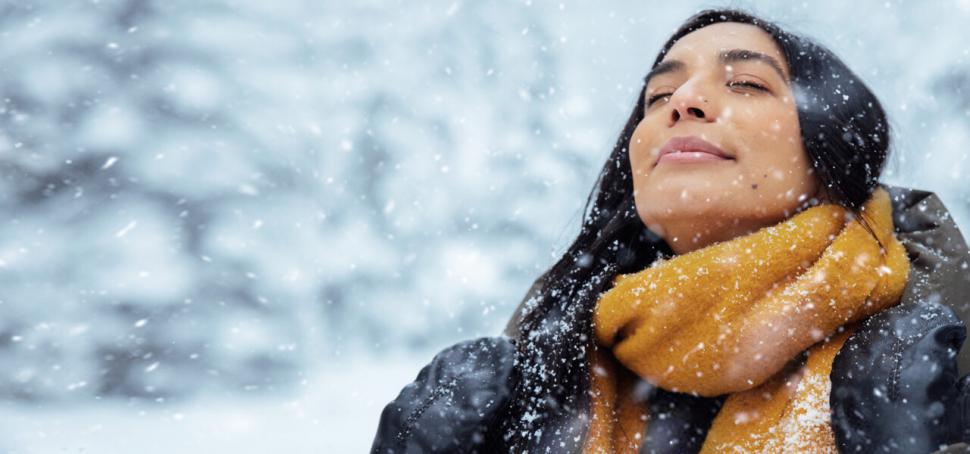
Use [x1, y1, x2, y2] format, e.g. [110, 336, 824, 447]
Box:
[644, 48, 790, 86]
[720, 49, 789, 83]
[643, 60, 685, 86]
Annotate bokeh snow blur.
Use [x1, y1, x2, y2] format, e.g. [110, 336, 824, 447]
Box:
[0, 0, 969, 452]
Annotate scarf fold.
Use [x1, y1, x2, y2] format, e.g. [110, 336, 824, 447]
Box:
[584, 187, 910, 453]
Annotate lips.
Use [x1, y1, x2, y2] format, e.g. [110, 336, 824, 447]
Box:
[655, 136, 734, 167]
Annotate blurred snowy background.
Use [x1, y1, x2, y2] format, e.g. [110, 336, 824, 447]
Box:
[0, 0, 968, 452]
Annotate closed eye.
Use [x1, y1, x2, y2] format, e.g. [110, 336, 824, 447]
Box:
[728, 80, 769, 92]
[646, 81, 770, 109]
[646, 92, 672, 107]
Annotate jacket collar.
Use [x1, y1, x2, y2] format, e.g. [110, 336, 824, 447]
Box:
[885, 184, 970, 372]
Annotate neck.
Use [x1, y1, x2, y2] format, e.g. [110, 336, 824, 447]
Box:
[660, 195, 829, 255]
[661, 218, 771, 255]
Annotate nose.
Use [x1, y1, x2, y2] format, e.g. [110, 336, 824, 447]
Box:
[667, 83, 715, 126]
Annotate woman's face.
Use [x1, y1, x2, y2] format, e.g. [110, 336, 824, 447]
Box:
[630, 22, 820, 253]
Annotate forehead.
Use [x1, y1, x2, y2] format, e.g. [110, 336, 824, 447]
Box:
[662, 22, 788, 75]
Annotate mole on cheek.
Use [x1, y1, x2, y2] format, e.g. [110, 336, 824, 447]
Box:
[751, 183, 759, 190]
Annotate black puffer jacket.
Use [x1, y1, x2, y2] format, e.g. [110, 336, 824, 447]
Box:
[371, 186, 970, 453]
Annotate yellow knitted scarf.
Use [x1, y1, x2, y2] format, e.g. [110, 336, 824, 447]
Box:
[584, 187, 910, 453]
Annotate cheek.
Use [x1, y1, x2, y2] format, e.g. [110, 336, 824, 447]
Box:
[745, 143, 817, 203]
[628, 124, 660, 178]
[764, 110, 807, 174]
[732, 106, 815, 196]
[737, 104, 800, 142]
[739, 107, 804, 164]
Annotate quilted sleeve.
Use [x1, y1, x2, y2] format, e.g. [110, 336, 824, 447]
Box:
[370, 336, 517, 453]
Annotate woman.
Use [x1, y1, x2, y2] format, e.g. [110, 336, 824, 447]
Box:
[371, 9, 970, 453]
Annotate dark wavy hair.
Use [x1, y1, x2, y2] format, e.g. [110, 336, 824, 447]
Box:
[493, 8, 891, 452]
